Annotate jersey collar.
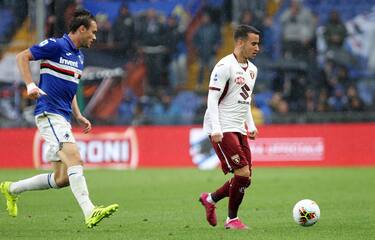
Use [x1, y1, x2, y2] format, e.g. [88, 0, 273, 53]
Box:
[232, 53, 248, 71]
[63, 34, 79, 51]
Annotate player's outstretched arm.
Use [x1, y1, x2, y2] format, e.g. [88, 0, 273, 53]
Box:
[72, 95, 91, 134]
[16, 49, 46, 99]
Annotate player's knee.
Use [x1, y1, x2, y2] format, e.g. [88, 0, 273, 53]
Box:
[234, 166, 251, 178]
[55, 175, 69, 188]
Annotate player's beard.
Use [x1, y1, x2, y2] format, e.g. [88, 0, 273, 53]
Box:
[82, 40, 91, 49]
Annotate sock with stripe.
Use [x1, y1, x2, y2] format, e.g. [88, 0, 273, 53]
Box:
[9, 173, 59, 195]
[67, 165, 95, 218]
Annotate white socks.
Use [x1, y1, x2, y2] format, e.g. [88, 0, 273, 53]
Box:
[207, 193, 215, 204]
[9, 173, 58, 195]
[67, 165, 95, 218]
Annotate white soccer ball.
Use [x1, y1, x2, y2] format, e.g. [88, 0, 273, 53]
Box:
[292, 199, 320, 226]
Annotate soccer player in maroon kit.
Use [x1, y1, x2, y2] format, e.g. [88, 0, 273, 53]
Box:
[199, 25, 260, 229]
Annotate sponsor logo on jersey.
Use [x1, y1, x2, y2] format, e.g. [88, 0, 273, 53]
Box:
[235, 76, 245, 84]
[237, 100, 250, 105]
[59, 57, 78, 67]
[66, 52, 72, 56]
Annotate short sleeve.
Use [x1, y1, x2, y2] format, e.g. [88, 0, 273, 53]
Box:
[29, 38, 60, 60]
[208, 62, 230, 91]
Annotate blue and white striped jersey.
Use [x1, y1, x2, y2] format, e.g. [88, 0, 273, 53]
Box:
[30, 34, 84, 122]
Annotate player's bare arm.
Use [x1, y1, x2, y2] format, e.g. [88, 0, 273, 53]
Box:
[72, 95, 91, 134]
[16, 49, 46, 100]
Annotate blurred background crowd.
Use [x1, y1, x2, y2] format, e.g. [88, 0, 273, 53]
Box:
[0, 0, 374, 127]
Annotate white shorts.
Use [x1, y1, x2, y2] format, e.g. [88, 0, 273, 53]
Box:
[35, 112, 75, 161]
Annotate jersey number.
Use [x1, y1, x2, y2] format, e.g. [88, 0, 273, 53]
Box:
[39, 39, 49, 47]
[240, 84, 251, 100]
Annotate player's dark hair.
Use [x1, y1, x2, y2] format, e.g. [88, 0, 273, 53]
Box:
[69, 9, 96, 33]
[234, 25, 260, 41]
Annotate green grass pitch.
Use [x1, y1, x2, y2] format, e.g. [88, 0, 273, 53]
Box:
[0, 168, 374, 240]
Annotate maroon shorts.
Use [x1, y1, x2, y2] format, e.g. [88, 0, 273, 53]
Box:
[210, 132, 252, 174]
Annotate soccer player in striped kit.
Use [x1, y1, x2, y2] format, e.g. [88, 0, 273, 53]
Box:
[199, 25, 260, 230]
[0, 9, 118, 228]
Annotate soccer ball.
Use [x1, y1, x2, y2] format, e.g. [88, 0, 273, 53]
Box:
[292, 199, 320, 226]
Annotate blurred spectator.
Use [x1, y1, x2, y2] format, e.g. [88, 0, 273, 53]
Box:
[260, 16, 275, 57]
[193, 13, 221, 89]
[286, 75, 307, 111]
[238, 9, 263, 32]
[118, 88, 138, 125]
[95, 13, 111, 46]
[232, 0, 266, 26]
[323, 10, 353, 67]
[324, 10, 347, 51]
[346, 85, 364, 111]
[251, 102, 264, 125]
[0, 85, 19, 121]
[316, 89, 330, 112]
[328, 85, 347, 111]
[269, 92, 289, 114]
[54, 0, 76, 37]
[12, 0, 27, 28]
[165, 15, 187, 89]
[357, 78, 375, 108]
[280, 0, 315, 60]
[304, 88, 316, 112]
[112, 4, 135, 57]
[168, 89, 201, 124]
[45, 0, 56, 38]
[137, 9, 168, 90]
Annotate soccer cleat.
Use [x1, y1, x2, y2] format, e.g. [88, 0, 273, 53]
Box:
[85, 204, 119, 228]
[224, 218, 249, 230]
[0, 181, 18, 217]
[199, 192, 217, 226]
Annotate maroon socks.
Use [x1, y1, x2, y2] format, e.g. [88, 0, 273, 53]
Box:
[211, 179, 231, 203]
[228, 175, 250, 219]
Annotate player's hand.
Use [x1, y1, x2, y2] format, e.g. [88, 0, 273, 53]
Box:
[26, 82, 47, 100]
[247, 128, 258, 140]
[76, 115, 92, 134]
[211, 132, 223, 143]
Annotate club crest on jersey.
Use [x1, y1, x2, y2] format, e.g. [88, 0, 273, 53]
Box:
[249, 71, 255, 79]
[231, 154, 240, 164]
[235, 76, 245, 85]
